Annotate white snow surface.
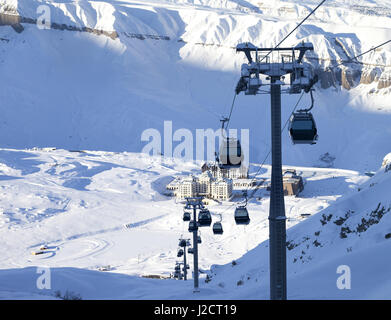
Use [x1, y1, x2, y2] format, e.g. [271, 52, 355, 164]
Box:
[0, 147, 389, 300]
[0, 0, 390, 299]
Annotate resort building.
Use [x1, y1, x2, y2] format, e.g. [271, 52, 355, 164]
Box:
[167, 172, 233, 201]
[210, 178, 233, 201]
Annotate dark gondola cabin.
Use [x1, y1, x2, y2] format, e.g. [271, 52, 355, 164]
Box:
[289, 112, 318, 144]
[179, 239, 187, 247]
[188, 220, 198, 232]
[198, 209, 212, 227]
[183, 211, 191, 221]
[212, 222, 223, 235]
[219, 137, 243, 168]
[234, 206, 250, 225]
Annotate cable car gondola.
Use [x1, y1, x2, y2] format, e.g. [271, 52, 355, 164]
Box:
[234, 206, 250, 225]
[288, 112, 318, 144]
[183, 211, 191, 222]
[198, 209, 212, 227]
[212, 222, 223, 235]
[188, 220, 198, 232]
[219, 137, 243, 168]
[289, 89, 318, 144]
[179, 239, 187, 247]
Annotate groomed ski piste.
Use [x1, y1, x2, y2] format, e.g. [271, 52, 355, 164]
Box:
[0, 0, 390, 299]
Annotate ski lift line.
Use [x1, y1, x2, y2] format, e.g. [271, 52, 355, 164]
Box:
[219, 93, 237, 139]
[258, 0, 327, 64]
[328, 39, 391, 70]
[224, 93, 237, 130]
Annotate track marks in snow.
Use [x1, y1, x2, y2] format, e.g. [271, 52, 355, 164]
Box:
[124, 214, 168, 229]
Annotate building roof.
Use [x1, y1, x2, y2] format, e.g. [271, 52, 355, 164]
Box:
[213, 177, 233, 185]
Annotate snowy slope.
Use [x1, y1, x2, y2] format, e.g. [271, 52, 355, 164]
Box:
[0, 147, 369, 299]
[0, 147, 389, 299]
[203, 161, 391, 299]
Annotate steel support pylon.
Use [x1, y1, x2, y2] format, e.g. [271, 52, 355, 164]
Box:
[183, 242, 187, 281]
[192, 206, 199, 291]
[268, 79, 287, 300]
[235, 41, 316, 301]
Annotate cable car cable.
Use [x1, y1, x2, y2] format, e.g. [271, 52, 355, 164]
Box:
[219, 93, 237, 141]
[328, 39, 391, 70]
[258, 0, 327, 64]
[224, 93, 237, 130]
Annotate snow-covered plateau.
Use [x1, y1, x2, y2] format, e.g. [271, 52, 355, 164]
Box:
[0, 0, 390, 299]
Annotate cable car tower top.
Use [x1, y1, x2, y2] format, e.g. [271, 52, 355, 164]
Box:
[235, 41, 317, 95]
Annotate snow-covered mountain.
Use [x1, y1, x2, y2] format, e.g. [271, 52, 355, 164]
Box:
[0, 0, 390, 299]
[0, 0, 390, 171]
